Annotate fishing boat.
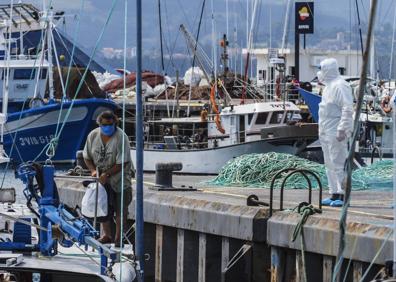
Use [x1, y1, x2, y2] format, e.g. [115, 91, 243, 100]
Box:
[0, 3, 117, 163]
[131, 101, 317, 174]
[4, 98, 117, 162]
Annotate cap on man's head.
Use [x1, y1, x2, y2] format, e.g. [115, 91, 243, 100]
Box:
[96, 110, 118, 125]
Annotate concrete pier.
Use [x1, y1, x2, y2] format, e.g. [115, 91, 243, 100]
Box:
[56, 175, 393, 282]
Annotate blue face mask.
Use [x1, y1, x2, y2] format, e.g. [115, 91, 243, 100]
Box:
[100, 125, 115, 136]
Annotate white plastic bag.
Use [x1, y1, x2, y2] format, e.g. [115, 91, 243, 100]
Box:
[81, 182, 108, 218]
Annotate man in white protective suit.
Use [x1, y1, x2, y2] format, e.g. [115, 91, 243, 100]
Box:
[317, 58, 354, 207]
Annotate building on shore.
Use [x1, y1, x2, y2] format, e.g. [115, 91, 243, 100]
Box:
[243, 48, 362, 86]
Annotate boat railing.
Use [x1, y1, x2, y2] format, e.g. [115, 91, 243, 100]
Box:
[0, 53, 42, 62]
[130, 139, 209, 150]
[258, 81, 302, 103]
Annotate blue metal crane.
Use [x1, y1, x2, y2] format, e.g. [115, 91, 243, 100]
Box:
[0, 163, 120, 277]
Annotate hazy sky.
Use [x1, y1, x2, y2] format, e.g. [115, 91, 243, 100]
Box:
[3, 0, 395, 52]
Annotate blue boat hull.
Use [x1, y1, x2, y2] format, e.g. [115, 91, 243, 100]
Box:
[298, 88, 322, 122]
[4, 99, 117, 163]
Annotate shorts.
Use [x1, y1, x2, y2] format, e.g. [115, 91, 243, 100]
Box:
[113, 188, 132, 216]
[97, 184, 132, 222]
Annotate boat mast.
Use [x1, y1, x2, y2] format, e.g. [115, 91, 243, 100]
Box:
[233, 1, 238, 76]
[225, 0, 229, 38]
[211, 0, 217, 87]
[135, 0, 144, 280]
[157, 0, 170, 118]
[186, 0, 206, 117]
[0, 1, 13, 164]
[221, 34, 229, 80]
[369, 0, 376, 80]
[225, 0, 229, 68]
[389, 3, 396, 82]
[43, 0, 54, 100]
[241, 0, 259, 104]
[281, 0, 292, 52]
[17, 1, 24, 55]
[333, 1, 377, 280]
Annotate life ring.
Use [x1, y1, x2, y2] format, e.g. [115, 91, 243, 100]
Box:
[381, 96, 392, 113]
[210, 85, 225, 134]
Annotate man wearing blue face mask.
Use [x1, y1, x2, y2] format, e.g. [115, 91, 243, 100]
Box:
[83, 110, 133, 246]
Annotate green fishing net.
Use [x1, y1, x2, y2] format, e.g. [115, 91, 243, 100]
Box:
[208, 152, 393, 190]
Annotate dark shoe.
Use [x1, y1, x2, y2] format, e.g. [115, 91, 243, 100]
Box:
[98, 235, 112, 244]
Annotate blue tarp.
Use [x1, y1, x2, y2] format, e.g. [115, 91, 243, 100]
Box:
[299, 88, 321, 122]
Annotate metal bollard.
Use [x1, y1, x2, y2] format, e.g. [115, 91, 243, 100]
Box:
[150, 162, 196, 191]
[155, 162, 183, 189]
[75, 150, 88, 169]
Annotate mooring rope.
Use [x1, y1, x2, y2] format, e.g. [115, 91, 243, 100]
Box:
[119, 0, 129, 280]
[53, 0, 86, 141]
[36, 0, 119, 162]
[290, 202, 322, 282]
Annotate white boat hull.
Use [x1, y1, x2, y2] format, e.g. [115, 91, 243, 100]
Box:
[131, 140, 301, 174]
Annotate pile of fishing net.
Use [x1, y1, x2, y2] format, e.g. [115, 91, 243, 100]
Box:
[209, 152, 393, 190]
[351, 159, 393, 189]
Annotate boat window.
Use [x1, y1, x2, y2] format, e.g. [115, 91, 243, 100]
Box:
[40, 68, 48, 79]
[269, 111, 284, 124]
[248, 114, 254, 124]
[256, 112, 269, 124]
[1, 69, 10, 80]
[284, 111, 294, 123]
[14, 68, 36, 80]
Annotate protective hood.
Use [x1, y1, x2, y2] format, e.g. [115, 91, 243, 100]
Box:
[317, 58, 340, 84]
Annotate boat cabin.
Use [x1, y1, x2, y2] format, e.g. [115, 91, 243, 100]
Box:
[209, 101, 301, 147]
[0, 59, 49, 102]
[144, 117, 208, 149]
[141, 102, 301, 150]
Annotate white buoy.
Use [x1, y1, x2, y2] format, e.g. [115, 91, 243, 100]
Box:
[112, 262, 136, 282]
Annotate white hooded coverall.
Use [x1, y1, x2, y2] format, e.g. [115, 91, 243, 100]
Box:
[317, 58, 354, 195]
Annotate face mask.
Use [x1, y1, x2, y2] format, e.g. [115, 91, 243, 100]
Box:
[100, 125, 115, 136]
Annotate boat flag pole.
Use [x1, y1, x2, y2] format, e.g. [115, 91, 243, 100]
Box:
[333, 1, 377, 281]
[135, 0, 144, 280]
[0, 0, 13, 164]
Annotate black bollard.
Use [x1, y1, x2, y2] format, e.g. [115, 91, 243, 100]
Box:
[150, 162, 196, 191]
[155, 162, 183, 188]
